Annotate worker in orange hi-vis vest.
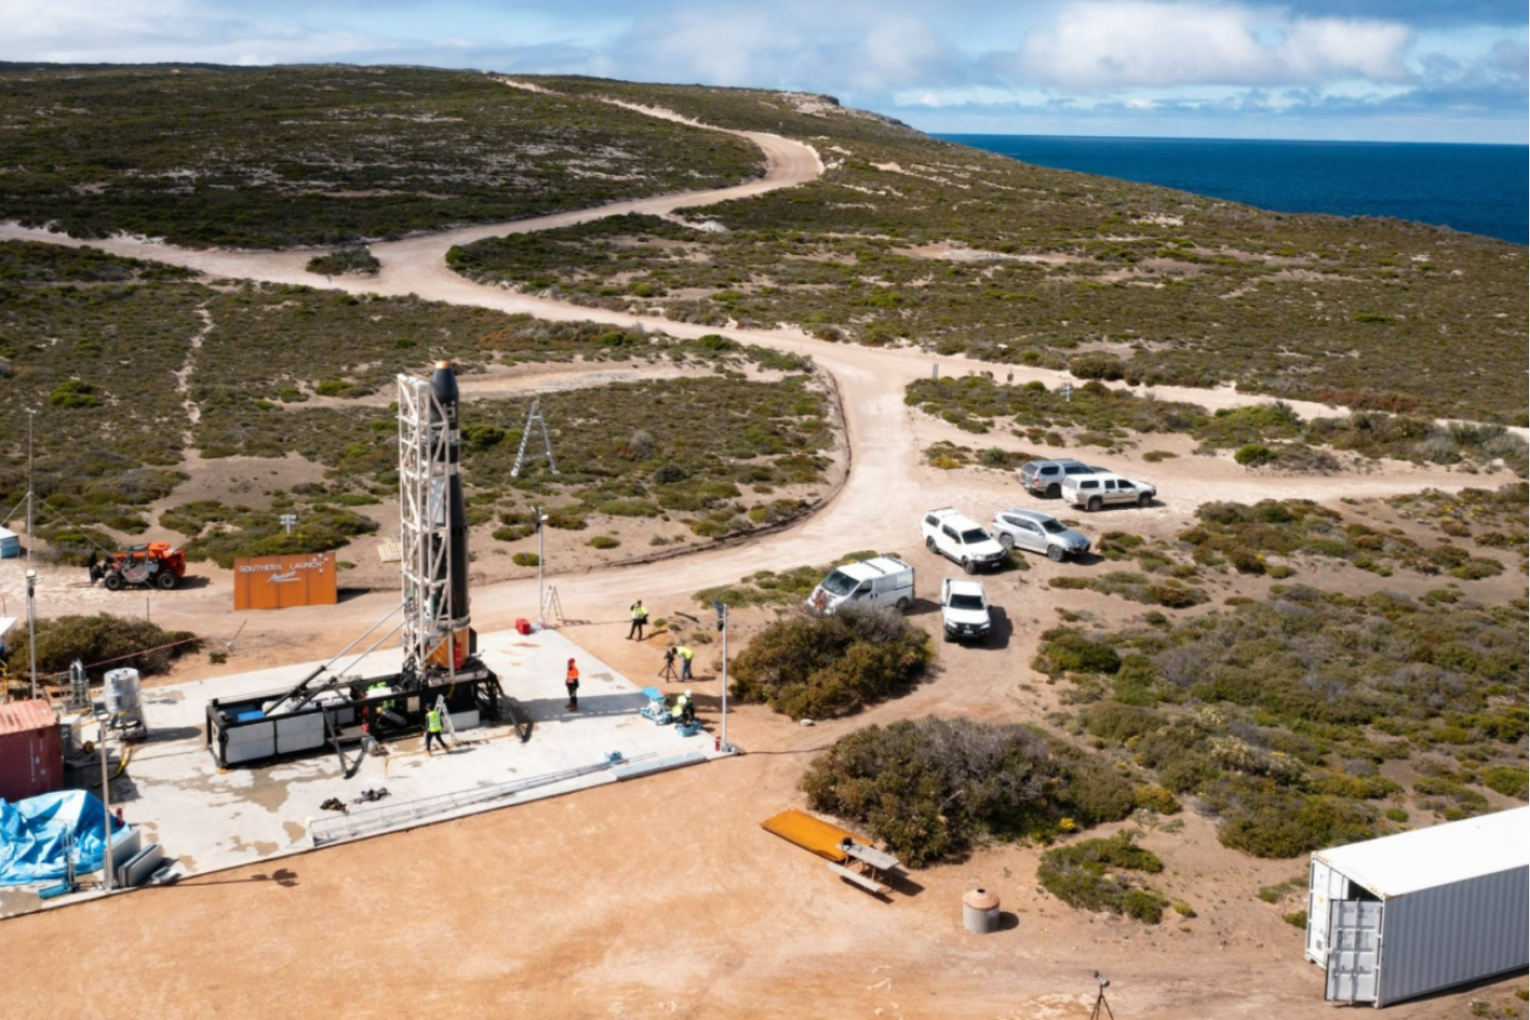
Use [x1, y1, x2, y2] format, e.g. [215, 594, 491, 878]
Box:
[565, 658, 580, 710]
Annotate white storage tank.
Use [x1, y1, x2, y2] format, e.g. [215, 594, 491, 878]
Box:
[1306, 806, 1529, 1007]
[104, 668, 143, 726]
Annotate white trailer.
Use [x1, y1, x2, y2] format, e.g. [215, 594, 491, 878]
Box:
[1307, 806, 1529, 1007]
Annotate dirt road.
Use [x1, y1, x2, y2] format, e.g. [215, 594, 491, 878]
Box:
[0, 103, 1521, 1019]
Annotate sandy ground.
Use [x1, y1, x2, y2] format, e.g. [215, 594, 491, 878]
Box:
[0, 104, 1525, 1018]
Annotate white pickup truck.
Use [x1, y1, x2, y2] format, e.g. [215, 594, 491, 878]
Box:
[1059, 471, 1157, 512]
[921, 508, 1008, 573]
[940, 578, 992, 643]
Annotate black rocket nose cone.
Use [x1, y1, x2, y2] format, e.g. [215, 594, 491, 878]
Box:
[430, 360, 459, 404]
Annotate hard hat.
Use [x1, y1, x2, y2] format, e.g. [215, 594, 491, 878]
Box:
[568, 658, 575, 665]
[685, 689, 692, 697]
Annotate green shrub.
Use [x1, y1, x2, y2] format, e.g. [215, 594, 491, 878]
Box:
[12, 613, 200, 677]
[1283, 910, 1308, 928]
[1084, 702, 1164, 744]
[512, 552, 540, 566]
[1134, 785, 1183, 815]
[1205, 779, 1378, 858]
[1034, 628, 1122, 675]
[1235, 444, 1276, 467]
[588, 535, 620, 550]
[804, 717, 1133, 866]
[1037, 832, 1166, 923]
[730, 605, 930, 720]
[48, 380, 101, 409]
[1481, 766, 1529, 800]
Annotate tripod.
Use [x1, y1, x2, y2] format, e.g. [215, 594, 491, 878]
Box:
[658, 648, 677, 682]
[1088, 974, 1115, 1020]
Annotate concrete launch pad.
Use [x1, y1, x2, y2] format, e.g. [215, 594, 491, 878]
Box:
[1, 628, 724, 918]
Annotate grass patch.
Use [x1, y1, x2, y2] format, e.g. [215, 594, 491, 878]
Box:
[1037, 832, 1169, 923]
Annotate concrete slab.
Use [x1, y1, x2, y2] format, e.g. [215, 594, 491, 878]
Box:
[2, 628, 725, 918]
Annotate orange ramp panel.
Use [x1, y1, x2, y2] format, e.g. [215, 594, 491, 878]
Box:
[760, 809, 871, 863]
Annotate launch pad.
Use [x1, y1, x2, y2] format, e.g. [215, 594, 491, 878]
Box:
[1, 627, 726, 918]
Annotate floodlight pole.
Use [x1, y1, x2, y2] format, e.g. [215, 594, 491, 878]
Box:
[99, 728, 113, 892]
[712, 599, 730, 753]
[25, 408, 35, 572]
[535, 507, 547, 629]
[25, 568, 37, 701]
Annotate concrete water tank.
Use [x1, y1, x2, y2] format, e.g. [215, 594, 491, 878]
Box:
[963, 888, 1001, 934]
[104, 668, 142, 724]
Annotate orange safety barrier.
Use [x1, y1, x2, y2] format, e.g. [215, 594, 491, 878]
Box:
[760, 809, 872, 864]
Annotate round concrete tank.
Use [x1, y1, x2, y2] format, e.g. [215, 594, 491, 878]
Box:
[963, 888, 1001, 934]
[104, 667, 141, 719]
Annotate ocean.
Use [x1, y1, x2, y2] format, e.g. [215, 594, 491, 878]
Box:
[935, 135, 1528, 247]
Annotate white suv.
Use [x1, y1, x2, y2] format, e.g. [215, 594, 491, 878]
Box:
[940, 578, 992, 643]
[922, 508, 1008, 573]
[1060, 471, 1157, 511]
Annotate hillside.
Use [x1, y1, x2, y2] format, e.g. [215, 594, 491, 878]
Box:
[0, 64, 762, 248]
[443, 75, 1526, 422]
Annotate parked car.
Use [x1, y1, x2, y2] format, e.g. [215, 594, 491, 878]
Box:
[921, 508, 1008, 573]
[806, 557, 915, 614]
[939, 578, 991, 643]
[1017, 458, 1099, 498]
[1060, 471, 1157, 511]
[989, 508, 1091, 562]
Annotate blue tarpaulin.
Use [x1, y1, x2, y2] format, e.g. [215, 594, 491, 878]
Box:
[0, 789, 125, 886]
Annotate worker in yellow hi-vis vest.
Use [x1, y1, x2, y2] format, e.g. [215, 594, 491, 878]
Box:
[677, 644, 694, 682]
[425, 705, 447, 755]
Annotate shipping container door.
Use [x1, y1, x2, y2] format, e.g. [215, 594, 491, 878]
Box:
[1325, 900, 1382, 1003]
[1306, 860, 1352, 964]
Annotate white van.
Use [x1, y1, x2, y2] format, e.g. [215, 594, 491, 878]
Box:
[807, 557, 915, 614]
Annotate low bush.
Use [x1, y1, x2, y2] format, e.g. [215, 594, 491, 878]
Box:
[12, 613, 200, 677]
[1203, 778, 1378, 858]
[730, 605, 930, 720]
[802, 716, 1135, 866]
[1133, 784, 1183, 815]
[512, 552, 539, 567]
[1480, 766, 1529, 800]
[1037, 832, 1168, 923]
[1032, 628, 1122, 676]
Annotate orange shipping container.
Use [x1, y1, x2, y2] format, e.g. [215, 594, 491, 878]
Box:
[233, 552, 339, 611]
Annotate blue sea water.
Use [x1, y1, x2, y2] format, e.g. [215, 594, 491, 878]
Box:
[935, 135, 1528, 247]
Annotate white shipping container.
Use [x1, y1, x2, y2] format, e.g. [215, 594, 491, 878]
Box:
[1307, 806, 1529, 1006]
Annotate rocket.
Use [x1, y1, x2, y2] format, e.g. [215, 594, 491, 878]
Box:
[430, 360, 471, 638]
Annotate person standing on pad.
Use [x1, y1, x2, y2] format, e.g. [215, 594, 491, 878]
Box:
[677, 644, 694, 682]
[425, 705, 448, 754]
[628, 600, 648, 640]
[565, 658, 581, 710]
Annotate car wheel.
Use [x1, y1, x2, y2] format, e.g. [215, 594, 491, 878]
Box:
[1138, 492, 1152, 507]
[962, 558, 976, 575]
[1047, 545, 1065, 562]
[895, 597, 910, 612]
[998, 533, 1014, 551]
[104, 573, 125, 592]
[156, 570, 178, 590]
[1087, 496, 1102, 512]
[1046, 483, 1061, 498]
[925, 536, 936, 552]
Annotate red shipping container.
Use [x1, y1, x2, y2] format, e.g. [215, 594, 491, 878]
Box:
[0, 699, 62, 803]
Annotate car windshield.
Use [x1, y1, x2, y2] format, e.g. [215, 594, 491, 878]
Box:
[949, 594, 985, 610]
[819, 570, 857, 596]
[1040, 519, 1067, 534]
[960, 528, 989, 544]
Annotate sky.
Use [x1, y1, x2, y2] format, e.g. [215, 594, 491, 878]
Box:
[2, 0, 1526, 144]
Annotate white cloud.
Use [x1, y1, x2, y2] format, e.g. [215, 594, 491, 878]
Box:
[1012, 1, 1411, 90]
